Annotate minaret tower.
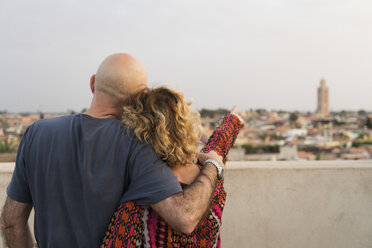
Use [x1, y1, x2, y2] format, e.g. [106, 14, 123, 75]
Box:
[316, 78, 329, 116]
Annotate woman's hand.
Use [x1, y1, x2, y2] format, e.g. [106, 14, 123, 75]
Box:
[230, 105, 245, 127]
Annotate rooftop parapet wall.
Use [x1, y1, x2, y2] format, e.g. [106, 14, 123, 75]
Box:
[221, 161, 372, 248]
[0, 161, 371, 248]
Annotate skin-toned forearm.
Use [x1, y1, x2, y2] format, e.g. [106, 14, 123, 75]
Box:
[151, 162, 218, 234]
[1, 224, 33, 248]
[0, 197, 34, 248]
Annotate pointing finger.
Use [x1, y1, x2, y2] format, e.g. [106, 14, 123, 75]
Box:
[231, 105, 238, 114]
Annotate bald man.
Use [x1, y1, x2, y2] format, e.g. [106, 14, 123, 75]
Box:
[1, 54, 224, 248]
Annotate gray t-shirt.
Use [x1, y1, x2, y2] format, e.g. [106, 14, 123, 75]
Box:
[7, 114, 182, 248]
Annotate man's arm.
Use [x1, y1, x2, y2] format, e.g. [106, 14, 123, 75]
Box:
[0, 197, 34, 248]
[151, 152, 223, 234]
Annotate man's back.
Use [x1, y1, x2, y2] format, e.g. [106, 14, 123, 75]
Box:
[7, 114, 181, 247]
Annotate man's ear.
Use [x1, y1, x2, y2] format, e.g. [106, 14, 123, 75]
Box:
[90, 74, 96, 94]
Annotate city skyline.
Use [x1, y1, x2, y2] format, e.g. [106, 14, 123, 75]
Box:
[0, 76, 371, 114]
[1, 0, 372, 112]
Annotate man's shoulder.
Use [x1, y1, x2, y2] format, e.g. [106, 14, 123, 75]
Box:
[29, 114, 76, 129]
[24, 115, 81, 139]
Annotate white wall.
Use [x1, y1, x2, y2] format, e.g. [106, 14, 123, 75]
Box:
[1, 161, 372, 248]
[221, 161, 372, 248]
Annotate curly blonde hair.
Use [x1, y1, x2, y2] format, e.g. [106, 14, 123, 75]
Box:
[122, 87, 201, 167]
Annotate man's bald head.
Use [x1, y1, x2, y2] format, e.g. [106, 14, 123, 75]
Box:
[94, 53, 148, 102]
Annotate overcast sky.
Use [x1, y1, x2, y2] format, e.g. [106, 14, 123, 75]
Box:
[1, 0, 371, 113]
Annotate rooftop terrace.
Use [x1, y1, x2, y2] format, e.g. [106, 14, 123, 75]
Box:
[0, 161, 371, 248]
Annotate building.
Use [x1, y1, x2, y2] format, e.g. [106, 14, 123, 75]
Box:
[316, 78, 329, 116]
[279, 144, 298, 160]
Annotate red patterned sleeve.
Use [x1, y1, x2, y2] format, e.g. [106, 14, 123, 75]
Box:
[200, 113, 243, 164]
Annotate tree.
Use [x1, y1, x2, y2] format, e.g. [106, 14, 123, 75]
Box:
[277, 110, 288, 114]
[215, 108, 230, 115]
[68, 109, 76, 115]
[241, 144, 279, 154]
[200, 109, 215, 118]
[358, 109, 367, 116]
[289, 112, 299, 123]
[366, 117, 372, 129]
[255, 109, 267, 114]
[0, 139, 19, 153]
[19, 112, 30, 117]
[199, 108, 230, 118]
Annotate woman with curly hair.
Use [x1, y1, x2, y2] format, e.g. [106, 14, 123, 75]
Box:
[102, 87, 244, 248]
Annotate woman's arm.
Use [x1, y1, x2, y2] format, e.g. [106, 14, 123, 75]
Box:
[152, 107, 244, 233]
[201, 106, 244, 163]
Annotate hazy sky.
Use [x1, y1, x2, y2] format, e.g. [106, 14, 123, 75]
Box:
[1, 0, 371, 113]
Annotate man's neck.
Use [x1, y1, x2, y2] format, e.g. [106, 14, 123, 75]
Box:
[83, 110, 119, 119]
[84, 104, 122, 120]
[85, 92, 126, 120]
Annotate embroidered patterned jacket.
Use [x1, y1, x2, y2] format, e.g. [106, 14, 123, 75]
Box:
[101, 114, 243, 248]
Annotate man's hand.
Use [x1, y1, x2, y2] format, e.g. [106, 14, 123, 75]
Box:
[0, 197, 34, 248]
[151, 151, 223, 234]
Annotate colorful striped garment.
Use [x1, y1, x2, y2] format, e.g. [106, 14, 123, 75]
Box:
[101, 113, 243, 248]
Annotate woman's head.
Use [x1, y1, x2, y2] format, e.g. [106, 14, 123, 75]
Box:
[122, 87, 201, 167]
